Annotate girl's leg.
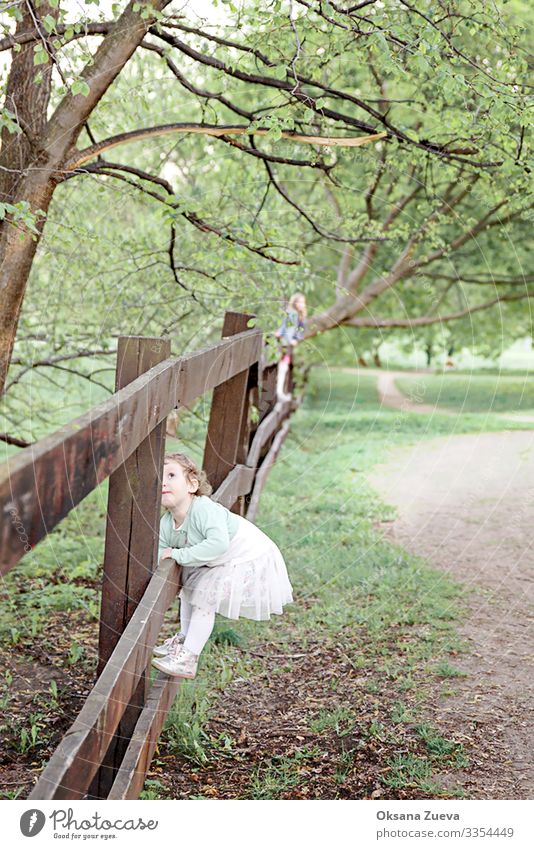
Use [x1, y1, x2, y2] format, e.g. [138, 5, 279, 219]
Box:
[183, 606, 216, 656]
[179, 596, 193, 636]
[276, 354, 291, 401]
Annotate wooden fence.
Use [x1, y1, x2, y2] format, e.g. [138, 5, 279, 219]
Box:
[0, 311, 304, 799]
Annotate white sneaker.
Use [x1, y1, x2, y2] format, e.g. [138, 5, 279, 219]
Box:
[152, 633, 185, 657]
[152, 647, 198, 679]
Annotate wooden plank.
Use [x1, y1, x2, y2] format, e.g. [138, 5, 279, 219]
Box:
[108, 674, 181, 800]
[28, 557, 181, 800]
[246, 399, 292, 469]
[90, 337, 170, 799]
[246, 420, 292, 523]
[180, 326, 261, 409]
[258, 361, 278, 421]
[1, 328, 262, 576]
[213, 464, 256, 509]
[203, 313, 257, 513]
[97, 337, 170, 672]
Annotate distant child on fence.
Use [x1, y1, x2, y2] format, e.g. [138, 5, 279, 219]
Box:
[274, 292, 307, 403]
[153, 453, 294, 679]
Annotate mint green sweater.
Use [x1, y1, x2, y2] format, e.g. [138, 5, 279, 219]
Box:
[158, 495, 241, 567]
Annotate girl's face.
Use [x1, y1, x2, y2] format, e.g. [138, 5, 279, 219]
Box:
[161, 461, 198, 509]
[294, 296, 306, 313]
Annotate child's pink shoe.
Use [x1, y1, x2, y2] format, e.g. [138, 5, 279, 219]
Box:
[152, 633, 185, 657]
[152, 647, 198, 679]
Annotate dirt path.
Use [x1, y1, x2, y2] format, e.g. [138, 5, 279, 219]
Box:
[368, 413, 534, 797]
[376, 369, 457, 415]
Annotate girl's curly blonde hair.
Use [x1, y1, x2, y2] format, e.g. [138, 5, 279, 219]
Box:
[288, 292, 307, 318]
[163, 453, 213, 497]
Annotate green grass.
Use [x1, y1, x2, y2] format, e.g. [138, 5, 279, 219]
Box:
[440, 368, 533, 377]
[397, 373, 534, 415]
[247, 746, 323, 800]
[415, 723, 467, 762]
[308, 706, 357, 737]
[382, 753, 443, 794]
[0, 527, 104, 640]
[434, 660, 468, 678]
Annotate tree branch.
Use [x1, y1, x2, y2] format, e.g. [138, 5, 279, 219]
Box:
[139, 39, 255, 121]
[73, 162, 301, 266]
[336, 245, 353, 295]
[0, 22, 110, 52]
[153, 29, 498, 165]
[214, 133, 330, 171]
[342, 290, 534, 328]
[44, 0, 174, 159]
[4, 348, 116, 392]
[397, 0, 532, 90]
[413, 197, 531, 271]
[261, 157, 387, 243]
[344, 181, 421, 293]
[63, 124, 387, 172]
[0, 432, 33, 448]
[168, 224, 200, 302]
[424, 272, 534, 286]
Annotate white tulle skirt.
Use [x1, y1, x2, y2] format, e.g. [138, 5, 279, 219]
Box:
[179, 516, 293, 620]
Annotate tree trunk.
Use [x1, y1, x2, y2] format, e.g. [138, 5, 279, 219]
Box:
[0, 174, 55, 396]
[0, 4, 53, 202]
[0, 4, 54, 398]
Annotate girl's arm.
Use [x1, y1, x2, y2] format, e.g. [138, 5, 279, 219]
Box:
[158, 515, 175, 562]
[171, 499, 231, 567]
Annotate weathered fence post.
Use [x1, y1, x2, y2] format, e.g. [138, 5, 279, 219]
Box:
[203, 312, 257, 515]
[258, 359, 277, 421]
[89, 335, 170, 798]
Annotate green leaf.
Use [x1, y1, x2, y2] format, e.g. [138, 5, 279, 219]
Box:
[43, 15, 57, 33]
[33, 46, 49, 66]
[71, 80, 90, 97]
[414, 54, 431, 73]
[267, 127, 282, 142]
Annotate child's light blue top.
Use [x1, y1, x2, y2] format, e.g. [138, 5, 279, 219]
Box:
[158, 495, 241, 567]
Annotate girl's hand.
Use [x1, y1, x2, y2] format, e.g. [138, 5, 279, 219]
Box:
[160, 547, 173, 561]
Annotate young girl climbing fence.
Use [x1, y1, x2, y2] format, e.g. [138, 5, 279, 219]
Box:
[153, 453, 294, 679]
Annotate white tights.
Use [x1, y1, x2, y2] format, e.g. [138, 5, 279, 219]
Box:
[276, 357, 290, 400]
[179, 597, 215, 657]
